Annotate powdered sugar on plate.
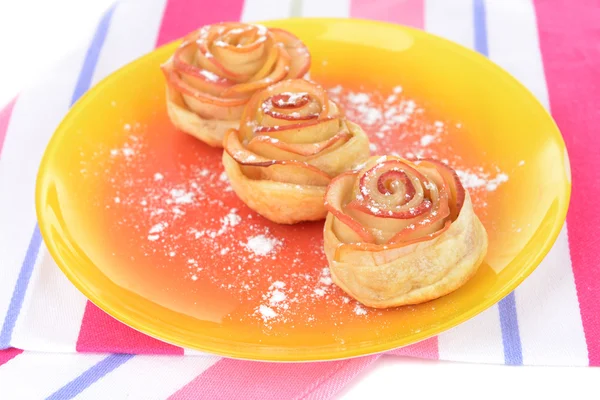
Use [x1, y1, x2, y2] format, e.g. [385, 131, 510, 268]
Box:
[81, 81, 509, 335]
[251, 266, 374, 330]
[354, 304, 368, 316]
[456, 169, 509, 191]
[258, 305, 278, 321]
[328, 85, 446, 159]
[245, 235, 281, 257]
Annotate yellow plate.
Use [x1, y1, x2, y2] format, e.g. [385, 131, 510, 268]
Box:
[36, 19, 570, 361]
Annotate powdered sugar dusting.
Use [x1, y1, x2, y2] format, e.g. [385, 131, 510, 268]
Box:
[258, 305, 277, 321]
[456, 169, 509, 192]
[251, 265, 375, 330]
[354, 304, 368, 316]
[328, 86, 444, 160]
[149, 222, 167, 234]
[169, 188, 194, 204]
[420, 134, 435, 147]
[485, 173, 509, 191]
[245, 234, 281, 257]
[346, 91, 383, 125]
[456, 170, 487, 189]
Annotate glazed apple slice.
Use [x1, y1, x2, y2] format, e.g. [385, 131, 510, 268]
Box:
[246, 42, 280, 81]
[172, 43, 235, 96]
[161, 61, 247, 119]
[323, 156, 460, 245]
[337, 162, 428, 243]
[259, 92, 323, 127]
[255, 117, 341, 144]
[221, 47, 291, 98]
[247, 131, 351, 159]
[270, 28, 311, 78]
[246, 124, 368, 178]
[417, 158, 466, 219]
[223, 130, 331, 186]
[210, 24, 268, 68]
[346, 159, 432, 218]
[381, 162, 451, 243]
[238, 79, 331, 140]
[324, 171, 376, 243]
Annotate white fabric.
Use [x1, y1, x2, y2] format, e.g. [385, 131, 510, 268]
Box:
[425, 0, 474, 48]
[77, 355, 220, 400]
[0, 352, 105, 398]
[11, 249, 87, 352]
[241, 0, 294, 21]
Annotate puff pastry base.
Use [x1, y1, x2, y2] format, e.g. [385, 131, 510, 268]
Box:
[165, 87, 238, 148]
[222, 152, 328, 224]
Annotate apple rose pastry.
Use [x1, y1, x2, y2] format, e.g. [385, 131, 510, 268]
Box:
[161, 23, 311, 147]
[323, 155, 488, 308]
[222, 79, 370, 224]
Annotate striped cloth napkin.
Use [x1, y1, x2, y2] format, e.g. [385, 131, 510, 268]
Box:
[1, 0, 598, 398]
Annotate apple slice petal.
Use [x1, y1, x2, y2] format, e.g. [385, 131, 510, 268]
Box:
[417, 159, 466, 220]
[194, 42, 250, 83]
[347, 159, 431, 219]
[223, 129, 275, 165]
[224, 130, 331, 186]
[324, 172, 376, 243]
[220, 46, 291, 98]
[247, 41, 279, 81]
[270, 28, 311, 78]
[247, 120, 369, 177]
[173, 42, 235, 96]
[239, 79, 332, 139]
[208, 42, 266, 81]
[161, 61, 247, 120]
[256, 117, 341, 144]
[210, 28, 267, 73]
[247, 131, 352, 159]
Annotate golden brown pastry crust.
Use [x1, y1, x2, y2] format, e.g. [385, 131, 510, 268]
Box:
[323, 156, 488, 308]
[161, 23, 311, 147]
[165, 86, 239, 147]
[223, 152, 327, 224]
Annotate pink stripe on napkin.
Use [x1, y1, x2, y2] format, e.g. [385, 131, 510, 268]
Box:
[388, 337, 438, 359]
[76, 303, 183, 355]
[535, 0, 600, 366]
[0, 348, 22, 367]
[168, 355, 380, 400]
[350, 0, 424, 28]
[155, 0, 245, 47]
[0, 98, 17, 157]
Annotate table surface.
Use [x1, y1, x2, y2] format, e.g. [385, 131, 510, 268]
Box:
[0, 0, 598, 398]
